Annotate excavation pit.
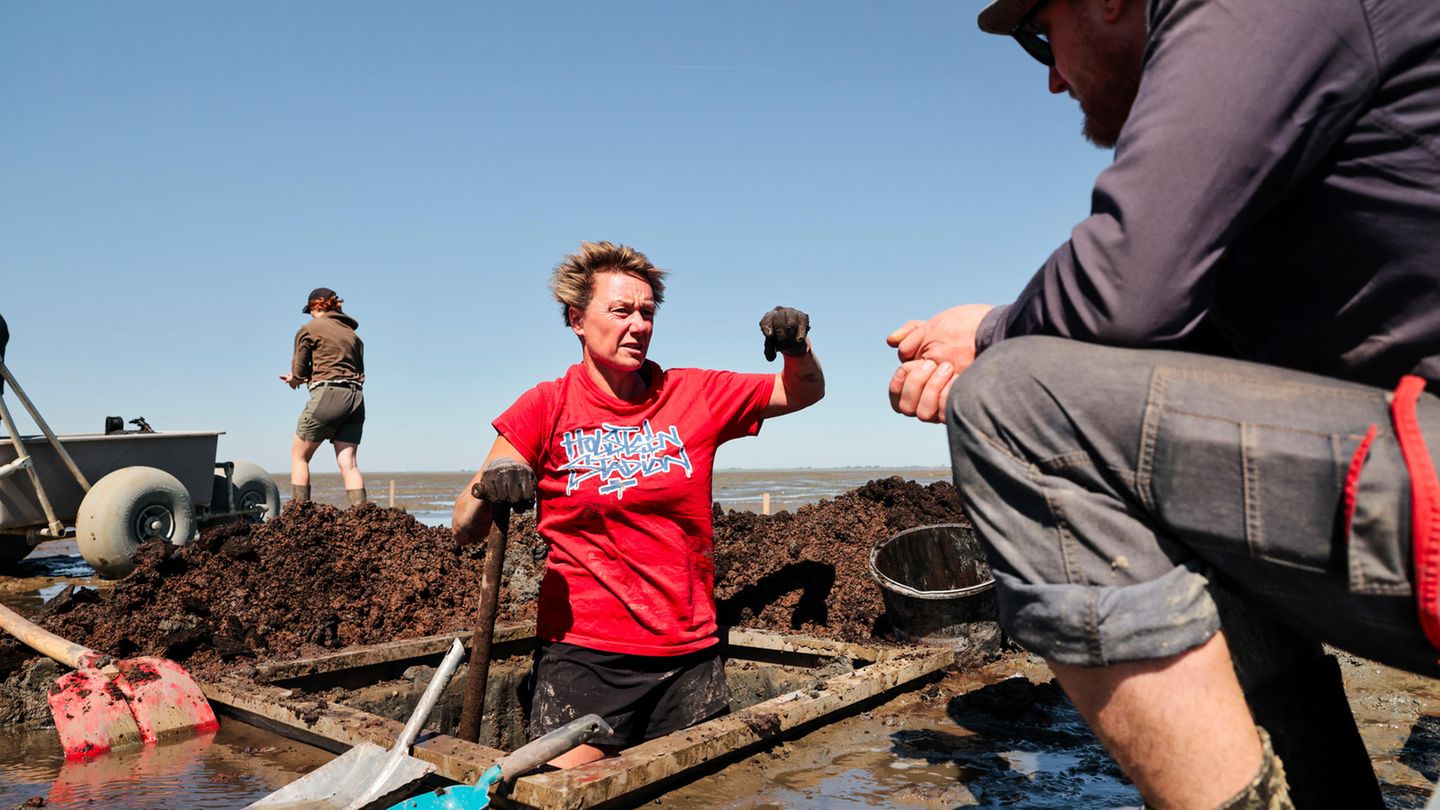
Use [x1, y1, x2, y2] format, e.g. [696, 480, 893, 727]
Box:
[207, 623, 952, 808]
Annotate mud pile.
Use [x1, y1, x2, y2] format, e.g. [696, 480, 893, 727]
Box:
[1, 478, 972, 687]
[1, 502, 547, 681]
[714, 477, 971, 641]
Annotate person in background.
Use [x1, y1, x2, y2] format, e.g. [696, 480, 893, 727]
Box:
[452, 241, 824, 767]
[888, 0, 1440, 807]
[280, 287, 368, 506]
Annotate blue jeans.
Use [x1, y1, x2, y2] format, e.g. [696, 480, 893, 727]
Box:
[947, 337, 1440, 675]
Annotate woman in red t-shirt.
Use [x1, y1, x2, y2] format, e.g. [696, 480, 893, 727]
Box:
[452, 240, 824, 768]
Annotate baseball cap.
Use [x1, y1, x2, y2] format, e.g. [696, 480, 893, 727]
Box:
[303, 287, 339, 314]
[978, 0, 1044, 34]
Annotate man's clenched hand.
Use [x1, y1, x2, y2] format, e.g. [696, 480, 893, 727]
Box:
[472, 457, 536, 512]
[760, 306, 811, 362]
[887, 304, 994, 423]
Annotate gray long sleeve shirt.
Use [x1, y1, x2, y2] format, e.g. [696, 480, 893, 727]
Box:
[978, 0, 1440, 388]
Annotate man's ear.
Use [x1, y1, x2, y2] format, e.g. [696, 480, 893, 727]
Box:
[568, 305, 584, 337]
[1100, 0, 1129, 24]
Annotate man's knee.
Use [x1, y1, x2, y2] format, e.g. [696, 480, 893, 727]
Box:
[946, 336, 1092, 454]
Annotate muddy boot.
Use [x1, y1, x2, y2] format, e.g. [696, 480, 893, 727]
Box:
[291, 484, 310, 503]
[346, 488, 368, 507]
[1217, 728, 1293, 810]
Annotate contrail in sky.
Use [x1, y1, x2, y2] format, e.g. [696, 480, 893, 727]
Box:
[668, 64, 783, 72]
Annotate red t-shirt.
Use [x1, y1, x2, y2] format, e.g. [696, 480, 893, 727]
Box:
[493, 361, 775, 656]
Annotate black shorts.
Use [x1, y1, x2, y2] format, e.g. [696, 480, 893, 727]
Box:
[524, 640, 729, 747]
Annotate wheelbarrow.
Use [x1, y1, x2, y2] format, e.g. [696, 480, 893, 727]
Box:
[0, 358, 280, 575]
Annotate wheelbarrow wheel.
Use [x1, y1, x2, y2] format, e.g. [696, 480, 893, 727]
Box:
[212, 461, 280, 522]
[77, 466, 196, 578]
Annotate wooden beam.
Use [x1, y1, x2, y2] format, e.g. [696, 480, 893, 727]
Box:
[724, 627, 887, 662]
[257, 625, 878, 684]
[255, 622, 536, 681]
[201, 679, 555, 793]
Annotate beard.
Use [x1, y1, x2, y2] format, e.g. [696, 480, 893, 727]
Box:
[1073, 13, 1145, 148]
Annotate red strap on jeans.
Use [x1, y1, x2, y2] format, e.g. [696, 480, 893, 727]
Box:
[1391, 375, 1440, 651]
[1343, 423, 1378, 539]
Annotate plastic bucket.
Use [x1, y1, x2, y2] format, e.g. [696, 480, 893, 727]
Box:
[869, 523, 1001, 662]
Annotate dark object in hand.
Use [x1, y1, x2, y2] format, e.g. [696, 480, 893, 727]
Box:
[472, 458, 535, 512]
[760, 306, 811, 362]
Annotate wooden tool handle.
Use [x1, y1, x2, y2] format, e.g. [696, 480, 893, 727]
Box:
[457, 505, 510, 742]
[0, 601, 100, 669]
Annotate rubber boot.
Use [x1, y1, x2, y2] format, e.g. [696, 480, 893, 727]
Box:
[291, 484, 310, 504]
[1217, 728, 1293, 810]
[346, 488, 368, 507]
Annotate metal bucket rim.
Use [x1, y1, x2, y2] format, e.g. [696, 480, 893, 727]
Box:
[869, 522, 996, 600]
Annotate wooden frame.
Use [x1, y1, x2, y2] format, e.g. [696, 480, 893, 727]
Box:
[202, 624, 953, 808]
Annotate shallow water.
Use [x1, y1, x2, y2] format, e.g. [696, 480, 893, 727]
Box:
[0, 719, 331, 808]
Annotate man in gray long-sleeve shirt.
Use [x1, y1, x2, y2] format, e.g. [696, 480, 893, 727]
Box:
[889, 0, 1440, 806]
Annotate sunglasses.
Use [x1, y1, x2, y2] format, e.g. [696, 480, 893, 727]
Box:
[1012, 0, 1054, 67]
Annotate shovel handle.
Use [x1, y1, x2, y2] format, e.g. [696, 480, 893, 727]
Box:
[457, 504, 509, 742]
[0, 602, 103, 670]
[347, 638, 468, 810]
[496, 714, 614, 784]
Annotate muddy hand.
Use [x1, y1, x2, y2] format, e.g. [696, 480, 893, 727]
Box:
[760, 306, 811, 362]
[472, 457, 535, 513]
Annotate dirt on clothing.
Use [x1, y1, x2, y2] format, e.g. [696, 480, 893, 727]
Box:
[0, 478, 975, 726]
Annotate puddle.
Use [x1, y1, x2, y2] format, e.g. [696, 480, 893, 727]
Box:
[0, 717, 331, 808]
[0, 541, 99, 614]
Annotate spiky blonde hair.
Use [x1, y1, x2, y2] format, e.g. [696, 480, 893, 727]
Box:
[549, 241, 667, 327]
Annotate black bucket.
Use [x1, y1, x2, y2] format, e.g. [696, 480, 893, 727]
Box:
[869, 523, 1001, 665]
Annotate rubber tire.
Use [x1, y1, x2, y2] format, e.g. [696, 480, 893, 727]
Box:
[229, 460, 280, 521]
[76, 466, 196, 579]
[0, 540, 32, 566]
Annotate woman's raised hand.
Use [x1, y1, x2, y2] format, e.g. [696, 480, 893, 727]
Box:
[760, 307, 811, 361]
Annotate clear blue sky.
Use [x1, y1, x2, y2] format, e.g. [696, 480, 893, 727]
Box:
[1, 1, 1111, 472]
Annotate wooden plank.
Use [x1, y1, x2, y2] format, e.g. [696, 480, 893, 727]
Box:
[508, 646, 953, 809]
[724, 627, 885, 662]
[201, 678, 568, 798]
[255, 622, 536, 681]
[257, 625, 880, 684]
[203, 680, 409, 752]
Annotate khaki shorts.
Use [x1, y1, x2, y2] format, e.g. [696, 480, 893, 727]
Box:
[296, 384, 365, 444]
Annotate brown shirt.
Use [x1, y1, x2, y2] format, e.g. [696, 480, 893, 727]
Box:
[292, 311, 365, 384]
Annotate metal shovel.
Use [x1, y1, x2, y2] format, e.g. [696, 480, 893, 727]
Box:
[249, 637, 468, 810]
[0, 601, 218, 759]
[386, 713, 615, 810]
